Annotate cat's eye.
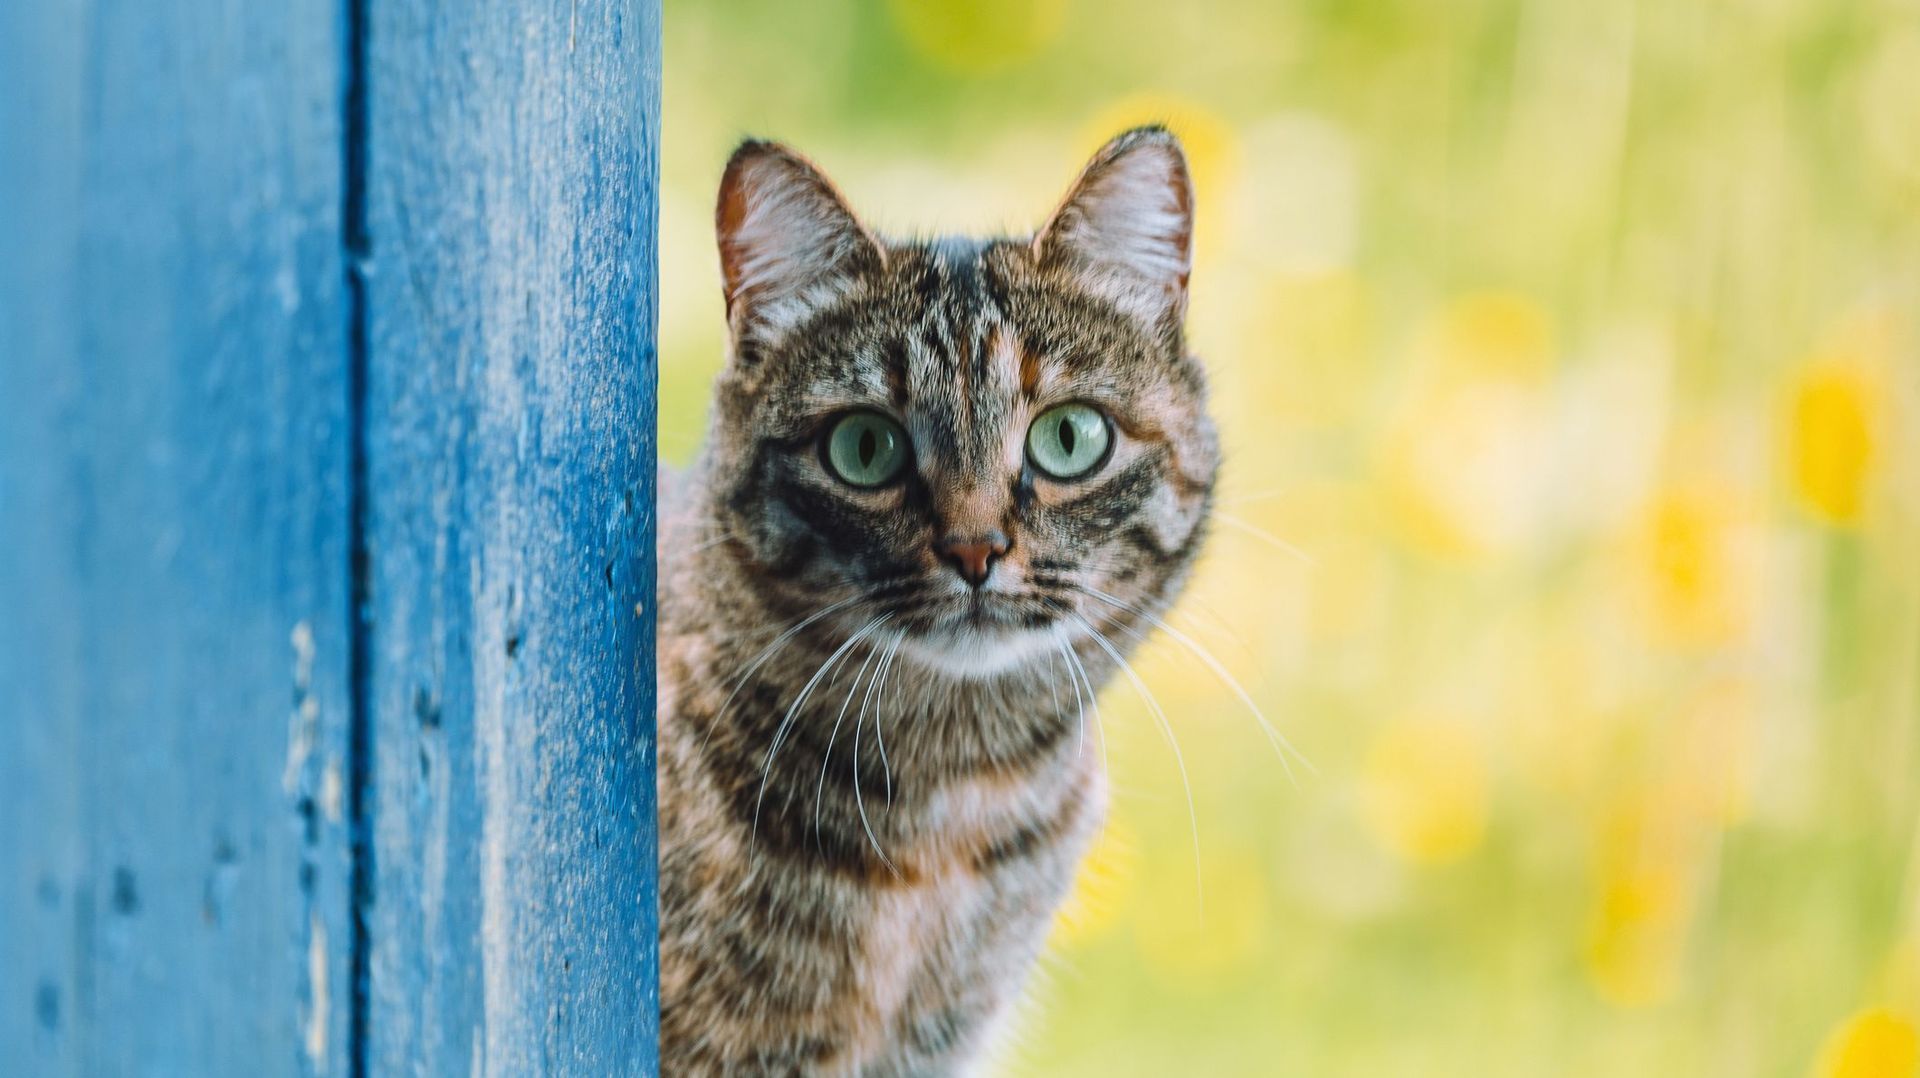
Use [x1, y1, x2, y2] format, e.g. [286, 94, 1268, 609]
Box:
[1026, 403, 1112, 480]
[824, 412, 910, 487]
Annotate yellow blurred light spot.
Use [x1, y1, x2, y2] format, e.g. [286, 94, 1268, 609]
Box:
[1429, 291, 1555, 380]
[1584, 867, 1687, 1008]
[1359, 721, 1488, 864]
[1786, 360, 1882, 526]
[1817, 1008, 1919, 1078]
[1050, 812, 1136, 949]
[1632, 482, 1761, 648]
[1583, 789, 1706, 1009]
[1597, 866, 1683, 926]
[884, 0, 1069, 74]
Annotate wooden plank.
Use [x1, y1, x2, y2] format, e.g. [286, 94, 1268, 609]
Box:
[0, 0, 355, 1072]
[359, 1, 661, 1073]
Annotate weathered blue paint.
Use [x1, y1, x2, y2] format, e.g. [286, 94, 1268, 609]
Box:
[356, 0, 661, 1074]
[0, 0, 660, 1072]
[0, 0, 357, 1072]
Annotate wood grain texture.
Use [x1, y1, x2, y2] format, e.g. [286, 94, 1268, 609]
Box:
[2, 0, 660, 1072]
[0, 0, 356, 1072]
[359, 1, 661, 1074]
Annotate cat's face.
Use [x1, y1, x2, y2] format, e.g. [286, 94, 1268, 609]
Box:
[701, 129, 1217, 677]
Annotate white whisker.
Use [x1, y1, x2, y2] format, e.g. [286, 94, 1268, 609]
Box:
[834, 632, 889, 790]
[1213, 512, 1316, 566]
[1070, 612, 1202, 910]
[1176, 598, 1260, 671]
[1045, 645, 1074, 757]
[1055, 637, 1104, 776]
[690, 528, 741, 554]
[852, 639, 902, 879]
[1069, 643, 1110, 776]
[751, 615, 887, 853]
[815, 618, 898, 853]
[1082, 586, 1312, 782]
[867, 633, 906, 807]
[703, 594, 863, 755]
[1218, 486, 1288, 507]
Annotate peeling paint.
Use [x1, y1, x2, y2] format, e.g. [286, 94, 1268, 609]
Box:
[283, 621, 320, 796]
[291, 621, 316, 679]
[305, 913, 329, 1068]
[320, 759, 344, 823]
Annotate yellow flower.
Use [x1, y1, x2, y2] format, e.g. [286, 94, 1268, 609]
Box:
[1581, 785, 1713, 1009]
[883, 0, 1069, 74]
[1359, 720, 1488, 865]
[1786, 359, 1883, 527]
[1584, 865, 1688, 1008]
[1816, 1008, 1919, 1078]
[1426, 291, 1556, 381]
[1630, 479, 1763, 648]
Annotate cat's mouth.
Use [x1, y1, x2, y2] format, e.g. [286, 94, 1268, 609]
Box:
[935, 586, 1058, 633]
[955, 593, 1026, 628]
[893, 591, 1067, 678]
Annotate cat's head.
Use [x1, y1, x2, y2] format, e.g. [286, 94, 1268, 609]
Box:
[700, 128, 1218, 678]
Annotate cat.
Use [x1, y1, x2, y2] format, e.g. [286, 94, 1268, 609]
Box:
[657, 126, 1219, 1075]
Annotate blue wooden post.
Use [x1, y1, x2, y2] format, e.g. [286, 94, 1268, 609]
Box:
[358, 1, 660, 1073]
[0, 0, 659, 1071]
[0, 0, 358, 1070]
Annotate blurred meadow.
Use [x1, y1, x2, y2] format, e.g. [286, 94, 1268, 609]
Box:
[660, 1, 1920, 1074]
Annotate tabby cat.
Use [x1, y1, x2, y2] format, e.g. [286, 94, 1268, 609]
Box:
[658, 126, 1219, 1075]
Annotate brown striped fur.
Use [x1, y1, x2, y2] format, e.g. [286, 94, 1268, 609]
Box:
[660, 128, 1217, 1075]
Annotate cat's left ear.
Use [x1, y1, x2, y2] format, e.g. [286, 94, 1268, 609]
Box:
[716, 140, 884, 356]
[1034, 126, 1195, 337]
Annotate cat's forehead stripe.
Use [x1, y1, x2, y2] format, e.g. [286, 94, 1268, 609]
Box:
[886, 242, 1024, 479]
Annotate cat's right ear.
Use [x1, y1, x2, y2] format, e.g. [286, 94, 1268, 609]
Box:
[1033, 126, 1194, 338]
[716, 140, 883, 357]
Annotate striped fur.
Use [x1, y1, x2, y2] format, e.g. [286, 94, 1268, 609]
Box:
[660, 128, 1218, 1075]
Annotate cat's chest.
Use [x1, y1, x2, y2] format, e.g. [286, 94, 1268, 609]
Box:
[828, 766, 1105, 1055]
[884, 748, 1103, 900]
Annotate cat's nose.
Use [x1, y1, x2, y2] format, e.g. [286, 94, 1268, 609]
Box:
[935, 531, 1010, 588]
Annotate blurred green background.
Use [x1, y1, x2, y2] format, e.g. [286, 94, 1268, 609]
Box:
[660, 1, 1920, 1073]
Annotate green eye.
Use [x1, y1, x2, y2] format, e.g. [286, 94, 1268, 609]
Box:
[824, 412, 910, 487]
[1026, 403, 1112, 479]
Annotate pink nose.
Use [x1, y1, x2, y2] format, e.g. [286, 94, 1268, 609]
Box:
[936, 531, 1009, 588]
